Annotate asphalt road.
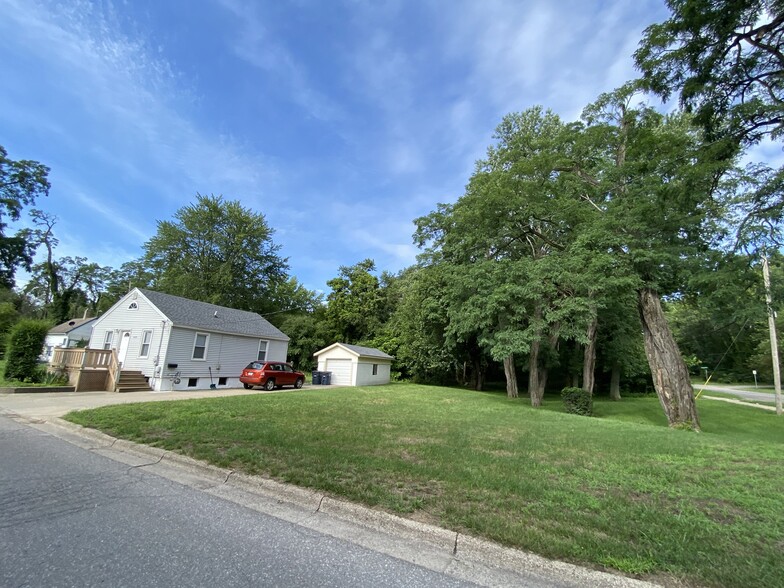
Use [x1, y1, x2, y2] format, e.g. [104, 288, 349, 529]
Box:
[0, 414, 478, 588]
[696, 383, 781, 403]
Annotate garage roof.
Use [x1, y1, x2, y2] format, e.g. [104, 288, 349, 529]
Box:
[314, 342, 393, 360]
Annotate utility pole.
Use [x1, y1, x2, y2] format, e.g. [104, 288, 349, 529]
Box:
[762, 255, 783, 415]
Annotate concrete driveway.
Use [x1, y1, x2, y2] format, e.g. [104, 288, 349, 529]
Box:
[0, 386, 298, 419]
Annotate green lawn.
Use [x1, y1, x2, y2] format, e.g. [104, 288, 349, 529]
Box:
[64, 384, 784, 588]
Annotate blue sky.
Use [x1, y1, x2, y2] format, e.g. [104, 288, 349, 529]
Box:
[1, 0, 670, 295]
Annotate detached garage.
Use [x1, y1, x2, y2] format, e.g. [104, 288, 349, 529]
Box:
[313, 343, 393, 386]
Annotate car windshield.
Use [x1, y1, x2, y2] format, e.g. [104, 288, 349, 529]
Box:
[246, 362, 264, 369]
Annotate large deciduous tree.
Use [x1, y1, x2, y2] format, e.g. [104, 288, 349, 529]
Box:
[635, 0, 784, 144]
[636, 1, 784, 251]
[24, 210, 111, 323]
[143, 194, 288, 314]
[325, 259, 383, 343]
[0, 145, 50, 287]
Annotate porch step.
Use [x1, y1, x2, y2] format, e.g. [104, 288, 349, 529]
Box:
[116, 370, 150, 393]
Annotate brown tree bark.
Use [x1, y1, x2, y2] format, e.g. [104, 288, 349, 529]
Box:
[610, 361, 621, 400]
[582, 315, 598, 395]
[638, 288, 700, 430]
[528, 338, 542, 406]
[503, 354, 519, 398]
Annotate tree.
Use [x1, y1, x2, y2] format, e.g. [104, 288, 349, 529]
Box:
[636, 1, 784, 251]
[3, 319, 50, 382]
[636, 0, 784, 144]
[0, 145, 50, 286]
[143, 194, 288, 314]
[325, 259, 383, 343]
[24, 210, 112, 323]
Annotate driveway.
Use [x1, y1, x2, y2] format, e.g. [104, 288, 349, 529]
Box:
[0, 386, 296, 419]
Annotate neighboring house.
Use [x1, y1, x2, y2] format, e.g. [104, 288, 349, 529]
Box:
[41, 317, 97, 362]
[313, 343, 393, 386]
[87, 288, 289, 391]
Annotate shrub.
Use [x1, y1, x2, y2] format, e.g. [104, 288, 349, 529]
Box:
[38, 368, 69, 386]
[3, 319, 50, 382]
[561, 387, 593, 416]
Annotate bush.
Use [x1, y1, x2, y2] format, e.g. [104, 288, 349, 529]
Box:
[561, 387, 593, 416]
[3, 319, 50, 382]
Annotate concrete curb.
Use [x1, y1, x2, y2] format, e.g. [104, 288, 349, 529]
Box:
[701, 395, 777, 411]
[32, 415, 659, 588]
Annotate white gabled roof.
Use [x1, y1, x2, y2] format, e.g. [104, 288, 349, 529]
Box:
[314, 342, 393, 360]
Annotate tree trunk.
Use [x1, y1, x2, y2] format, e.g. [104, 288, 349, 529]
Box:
[638, 288, 700, 430]
[610, 361, 621, 400]
[582, 315, 598, 395]
[570, 373, 579, 388]
[528, 338, 542, 407]
[503, 354, 518, 397]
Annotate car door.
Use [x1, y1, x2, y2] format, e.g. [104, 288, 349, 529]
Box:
[281, 364, 295, 385]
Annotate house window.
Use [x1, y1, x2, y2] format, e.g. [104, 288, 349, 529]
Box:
[192, 333, 209, 360]
[187, 378, 198, 387]
[139, 330, 152, 358]
[218, 377, 227, 386]
[372, 364, 378, 376]
[257, 340, 268, 361]
[103, 331, 113, 350]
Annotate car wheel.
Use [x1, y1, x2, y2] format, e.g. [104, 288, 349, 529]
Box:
[294, 378, 304, 389]
[243, 384, 252, 390]
[264, 379, 275, 391]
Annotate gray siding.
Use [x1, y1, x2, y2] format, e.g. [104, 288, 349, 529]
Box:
[158, 327, 289, 391]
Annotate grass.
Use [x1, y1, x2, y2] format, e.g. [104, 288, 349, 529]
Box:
[64, 384, 784, 588]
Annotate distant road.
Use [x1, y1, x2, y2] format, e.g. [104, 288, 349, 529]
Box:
[695, 384, 778, 403]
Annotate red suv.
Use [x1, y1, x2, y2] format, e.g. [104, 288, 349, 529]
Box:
[240, 361, 305, 391]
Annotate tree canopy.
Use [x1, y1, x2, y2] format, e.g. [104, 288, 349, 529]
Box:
[0, 145, 50, 287]
[143, 194, 289, 314]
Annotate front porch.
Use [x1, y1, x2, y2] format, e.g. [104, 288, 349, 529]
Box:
[49, 348, 150, 392]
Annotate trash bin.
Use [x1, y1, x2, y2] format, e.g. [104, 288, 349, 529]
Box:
[321, 372, 332, 385]
[311, 371, 321, 385]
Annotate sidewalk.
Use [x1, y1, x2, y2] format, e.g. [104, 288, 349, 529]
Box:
[0, 385, 345, 419]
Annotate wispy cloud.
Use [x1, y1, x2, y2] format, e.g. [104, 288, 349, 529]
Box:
[1, 0, 272, 202]
[217, 0, 346, 123]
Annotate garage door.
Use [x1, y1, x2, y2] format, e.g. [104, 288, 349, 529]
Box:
[325, 359, 352, 386]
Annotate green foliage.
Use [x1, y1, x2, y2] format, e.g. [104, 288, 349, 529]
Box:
[636, 0, 784, 145]
[3, 319, 50, 382]
[0, 145, 50, 287]
[278, 312, 331, 372]
[636, 1, 784, 252]
[38, 368, 69, 386]
[561, 386, 593, 416]
[325, 259, 382, 343]
[143, 194, 288, 314]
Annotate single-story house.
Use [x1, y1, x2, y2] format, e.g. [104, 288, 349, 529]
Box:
[86, 288, 289, 391]
[313, 343, 393, 386]
[41, 317, 97, 362]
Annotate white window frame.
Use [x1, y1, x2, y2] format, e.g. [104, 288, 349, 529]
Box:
[103, 331, 114, 350]
[139, 330, 153, 358]
[192, 332, 209, 361]
[257, 340, 268, 361]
